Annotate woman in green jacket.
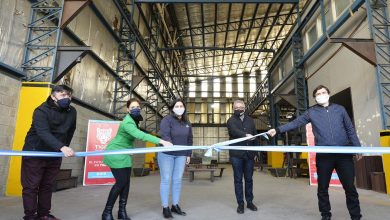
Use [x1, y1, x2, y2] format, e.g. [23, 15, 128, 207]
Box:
[101, 98, 172, 220]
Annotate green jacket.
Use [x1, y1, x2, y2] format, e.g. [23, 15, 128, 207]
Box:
[103, 115, 160, 168]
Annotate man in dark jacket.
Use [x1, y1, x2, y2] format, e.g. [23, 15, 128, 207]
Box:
[267, 85, 361, 220]
[227, 100, 258, 214]
[21, 85, 77, 220]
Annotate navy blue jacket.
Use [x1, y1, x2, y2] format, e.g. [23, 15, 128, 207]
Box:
[159, 114, 193, 156]
[227, 114, 259, 159]
[277, 103, 360, 147]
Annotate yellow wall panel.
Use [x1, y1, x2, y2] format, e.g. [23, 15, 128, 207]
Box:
[6, 83, 52, 196]
[380, 130, 390, 195]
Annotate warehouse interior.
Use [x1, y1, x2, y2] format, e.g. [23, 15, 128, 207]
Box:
[2, 0, 390, 219]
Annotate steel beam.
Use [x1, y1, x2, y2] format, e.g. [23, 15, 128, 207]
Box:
[183, 39, 283, 61]
[135, 0, 299, 3]
[292, 34, 308, 116]
[53, 46, 90, 83]
[0, 62, 26, 78]
[365, 0, 390, 129]
[22, 0, 64, 82]
[114, 0, 175, 99]
[137, 3, 183, 97]
[251, 4, 296, 72]
[61, 0, 91, 28]
[330, 38, 377, 66]
[270, 0, 365, 95]
[221, 3, 232, 67]
[226, 2, 247, 74]
[230, 3, 259, 75]
[158, 46, 274, 53]
[63, 28, 162, 118]
[177, 12, 296, 37]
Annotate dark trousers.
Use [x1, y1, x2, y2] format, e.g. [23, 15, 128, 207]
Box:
[105, 167, 132, 207]
[21, 157, 62, 219]
[316, 154, 362, 219]
[230, 156, 254, 205]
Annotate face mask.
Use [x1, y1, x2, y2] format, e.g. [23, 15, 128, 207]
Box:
[315, 94, 330, 106]
[56, 98, 71, 109]
[129, 108, 143, 121]
[234, 110, 244, 117]
[173, 107, 185, 116]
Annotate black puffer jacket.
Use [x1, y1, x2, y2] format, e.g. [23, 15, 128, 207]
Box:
[23, 96, 77, 152]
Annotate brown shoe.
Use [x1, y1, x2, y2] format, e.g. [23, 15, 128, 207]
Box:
[39, 214, 60, 220]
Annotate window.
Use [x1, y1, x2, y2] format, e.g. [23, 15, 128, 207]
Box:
[278, 65, 285, 81]
[324, 2, 333, 28]
[189, 82, 196, 97]
[249, 74, 257, 96]
[213, 78, 220, 97]
[237, 76, 244, 98]
[226, 77, 232, 97]
[335, 0, 350, 17]
[201, 80, 208, 97]
[261, 70, 268, 81]
[306, 23, 318, 49]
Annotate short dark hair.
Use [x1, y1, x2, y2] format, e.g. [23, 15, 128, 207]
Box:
[312, 85, 330, 97]
[126, 98, 141, 108]
[51, 84, 73, 95]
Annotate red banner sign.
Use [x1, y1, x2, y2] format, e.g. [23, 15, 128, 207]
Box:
[83, 120, 120, 186]
[306, 123, 341, 186]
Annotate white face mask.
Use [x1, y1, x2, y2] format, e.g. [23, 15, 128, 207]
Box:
[173, 107, 185, 116]
[315, 94, 330, 105]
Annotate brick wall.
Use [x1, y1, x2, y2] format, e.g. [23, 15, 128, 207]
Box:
[60, 104, 111, 183]
[0, 72, 22, 195]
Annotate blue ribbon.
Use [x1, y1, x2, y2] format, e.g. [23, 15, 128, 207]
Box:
[1, 132, 389, 157]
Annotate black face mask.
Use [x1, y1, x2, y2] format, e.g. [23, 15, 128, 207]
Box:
[234, 110, 244, 117]
[56, 98, 71, 109]
[129, 108, 143, 122]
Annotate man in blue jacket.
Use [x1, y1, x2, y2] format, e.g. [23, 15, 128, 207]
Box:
[267, 85, 361, 220]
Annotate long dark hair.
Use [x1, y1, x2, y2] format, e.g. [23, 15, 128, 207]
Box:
[169, 99, 188, 122]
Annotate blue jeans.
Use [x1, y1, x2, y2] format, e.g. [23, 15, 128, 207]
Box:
[158, 152, 187, 207]
[230, 156, 254, 205]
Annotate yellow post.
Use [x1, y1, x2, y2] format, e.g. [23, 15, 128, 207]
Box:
[267, 152, 272, 166]
[380, 130, 390, 195]
[301, 152, 308, 159]
[269, 152, 284, 168]
[6, 82, 52, 196]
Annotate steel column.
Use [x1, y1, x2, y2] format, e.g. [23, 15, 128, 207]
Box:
[22, 0, 64, 82]
[366, 0, 390, 129]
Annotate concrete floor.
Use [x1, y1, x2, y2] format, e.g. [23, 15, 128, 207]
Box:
[1, 166, 390, 220]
